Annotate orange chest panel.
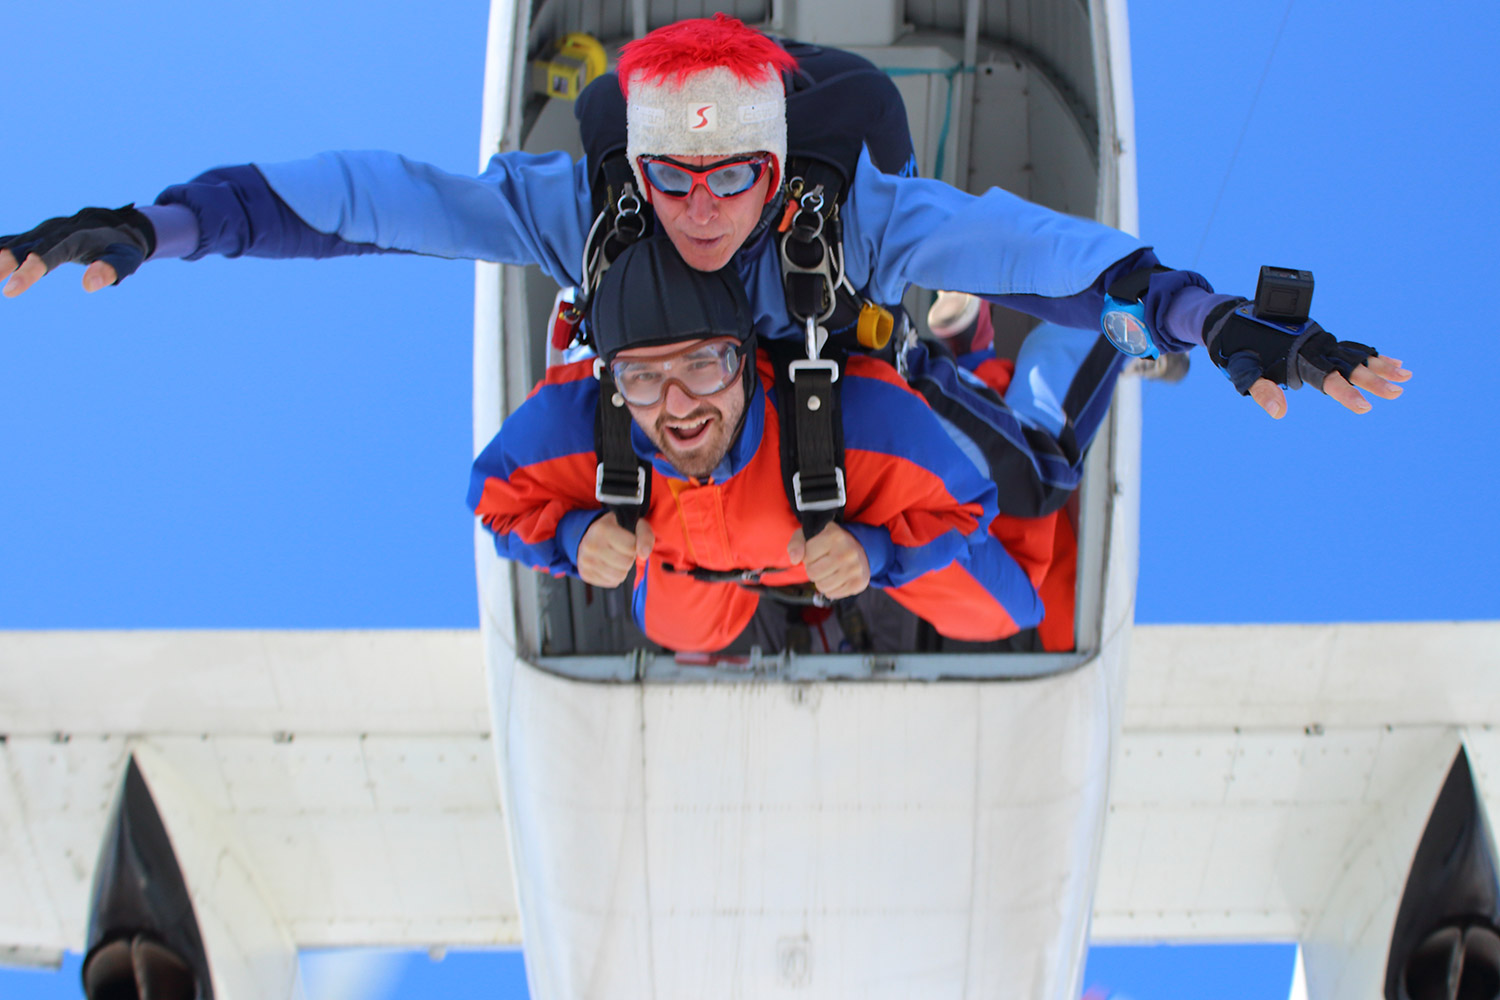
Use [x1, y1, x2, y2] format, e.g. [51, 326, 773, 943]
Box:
[645, 411, 807, 578]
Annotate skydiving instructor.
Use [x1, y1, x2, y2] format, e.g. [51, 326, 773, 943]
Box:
[0, 15, 1411, 441]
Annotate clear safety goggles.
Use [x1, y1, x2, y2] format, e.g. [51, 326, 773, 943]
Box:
[637, 154, 774, 200]
[608, 339, 745, 406]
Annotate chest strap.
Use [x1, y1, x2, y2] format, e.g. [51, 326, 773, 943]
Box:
[662, 563, 833, 608]
[593, 360, 650, 532]
[769, 338, 846, 538]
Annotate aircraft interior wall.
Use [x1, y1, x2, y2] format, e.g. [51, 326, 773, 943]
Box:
[495, 0, 1120, 669]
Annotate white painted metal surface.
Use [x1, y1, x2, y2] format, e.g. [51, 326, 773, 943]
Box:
[0, 630, 490, 737]
[1101, 622, 1500, 1000]
[0, 631, 516, 970]
[2, 620, 1496, 994]
[487, 650, 1125, 999]
[129, 743, 306, 1000]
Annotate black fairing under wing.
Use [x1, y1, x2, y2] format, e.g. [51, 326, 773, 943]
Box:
[1387, 746, 1500, 1000]
[82, 755, 213, 1000]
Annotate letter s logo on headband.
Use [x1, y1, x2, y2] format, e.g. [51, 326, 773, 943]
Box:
[690, 103, 717, 131]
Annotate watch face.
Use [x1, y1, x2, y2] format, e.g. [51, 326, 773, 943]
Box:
[1104, 309, 1153, 356]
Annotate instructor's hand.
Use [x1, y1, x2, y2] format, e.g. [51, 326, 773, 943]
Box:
[1204, 300, 1412, 419]
[1246, 354, 1411, 419]
[578, 513, 654, 589]
[788, 523, 870, 600]
[1, 205, 156, 298]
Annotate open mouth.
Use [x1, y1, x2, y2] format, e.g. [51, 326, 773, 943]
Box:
[666, 418, 712, 445]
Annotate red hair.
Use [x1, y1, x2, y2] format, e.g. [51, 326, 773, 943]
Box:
[617, 13, 797, 96]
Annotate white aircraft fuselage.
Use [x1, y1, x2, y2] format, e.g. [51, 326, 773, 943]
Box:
[1, 4, 1493, 1000]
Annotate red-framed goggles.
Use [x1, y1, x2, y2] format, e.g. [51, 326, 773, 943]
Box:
[607, 339, 746, 406]
[637, 153, 777, 201]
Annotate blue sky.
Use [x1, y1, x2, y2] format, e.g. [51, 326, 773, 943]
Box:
[1131, 0, 1497, 623]
[2, 0, 1494, 997]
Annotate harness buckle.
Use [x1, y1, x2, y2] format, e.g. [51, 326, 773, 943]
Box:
[792, 467, 846, 512]
[595, 463, 647, 505]
[788, 357, 839, 384]
[779, 196, 841, 327]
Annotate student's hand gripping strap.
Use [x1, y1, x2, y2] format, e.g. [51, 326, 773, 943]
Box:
[0, 205, 157, 284]
[1203, 299, 1378, 395]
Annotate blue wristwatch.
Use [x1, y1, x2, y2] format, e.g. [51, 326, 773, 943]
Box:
[1100, 266, 1166, 359]
[1101, 294, 1157, 359]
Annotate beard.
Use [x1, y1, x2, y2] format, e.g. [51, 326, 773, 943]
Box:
[649, 403, 737, 479]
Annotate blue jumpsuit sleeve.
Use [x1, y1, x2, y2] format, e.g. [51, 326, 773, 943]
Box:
[155, 165, 398, 261]
[840, 522, 895, 579]
[254, 150, 594, 286]
[158, 150, 594, 287]
[841, 373, 1010, 574]
[840, 369, 1042, 630]
[841, 147, 1146, 302]
[839, 149, 1216, 349]
[468, 374, 603, 576]
[990, 249, 1216, 352]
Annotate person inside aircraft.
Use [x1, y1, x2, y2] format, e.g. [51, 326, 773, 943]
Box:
[469, 232, 1042, 653]
[0, 14, 1410, 466]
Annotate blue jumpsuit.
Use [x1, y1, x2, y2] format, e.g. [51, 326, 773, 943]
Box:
[150, 145, 1215, 515]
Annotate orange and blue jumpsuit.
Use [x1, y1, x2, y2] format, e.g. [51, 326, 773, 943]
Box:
[469, 351, 1042, 653]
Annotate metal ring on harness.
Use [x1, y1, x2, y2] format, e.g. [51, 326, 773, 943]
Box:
[790, 188, 825, 241]
[614, 187, 645, 239]
[778, 181, 842, 327]
[580, 182, 647, 306]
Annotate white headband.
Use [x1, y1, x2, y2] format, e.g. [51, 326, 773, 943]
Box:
[624, 65, 787, 197]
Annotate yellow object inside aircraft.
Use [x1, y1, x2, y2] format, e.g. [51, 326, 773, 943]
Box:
[531, 32, 606, 101]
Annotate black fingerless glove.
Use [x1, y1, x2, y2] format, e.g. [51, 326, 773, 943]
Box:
[0, 205, 157, 284]
[1204, 299, 1378, 395]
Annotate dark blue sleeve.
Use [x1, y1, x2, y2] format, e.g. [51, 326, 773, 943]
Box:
[987, 248, 1216, 352]
[154, 165, 405, 262]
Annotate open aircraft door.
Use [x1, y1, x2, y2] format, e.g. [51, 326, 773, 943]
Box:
[472, 0, 1143, 995]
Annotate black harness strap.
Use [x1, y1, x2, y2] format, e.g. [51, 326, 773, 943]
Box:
[593, 362, 650, 532]
[778, 156, 864, 340]
[773, 158, 851, 541]
[571, 153, 650, 349]
[769, 339, 846, 538]
[663, 562, 832, 608]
